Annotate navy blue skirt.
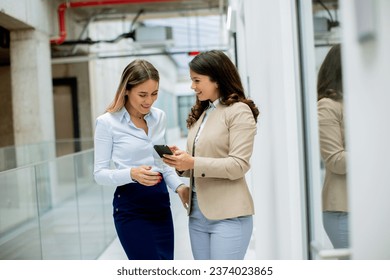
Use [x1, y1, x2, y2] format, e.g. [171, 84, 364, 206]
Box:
[112, 179, 174, 260]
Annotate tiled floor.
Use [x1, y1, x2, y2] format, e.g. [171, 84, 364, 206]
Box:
[98, 228, 256, 260]
[97, 210, 257, 260]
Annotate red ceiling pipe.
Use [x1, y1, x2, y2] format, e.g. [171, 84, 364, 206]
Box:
[50, 0, 181, 45]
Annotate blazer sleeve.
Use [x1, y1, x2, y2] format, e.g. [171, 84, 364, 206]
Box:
[194, 103, 257, 180]
[318, 98, 347, 175]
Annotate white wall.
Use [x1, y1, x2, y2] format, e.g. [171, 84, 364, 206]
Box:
[234, 0, 308, 259]
[341, 0, 390, 259]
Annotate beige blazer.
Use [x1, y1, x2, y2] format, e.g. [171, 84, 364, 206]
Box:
[180, 101, 257, 220]
[318, 98, 348, 212]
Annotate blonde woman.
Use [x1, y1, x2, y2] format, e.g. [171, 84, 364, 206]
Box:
[93, 59, 189, 260]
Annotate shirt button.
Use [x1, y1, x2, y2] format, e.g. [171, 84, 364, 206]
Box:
[116, 208, 119, 212]
[201, 173, 205, 177]
[118, 194, 120, 198]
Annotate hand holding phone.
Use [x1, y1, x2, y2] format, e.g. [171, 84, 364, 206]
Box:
[154, 145, 173, 158]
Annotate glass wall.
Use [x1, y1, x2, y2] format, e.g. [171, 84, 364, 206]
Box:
[177, 95, 195, 137]
[153, 89, 178, 129]
[0, 149, 116, 259]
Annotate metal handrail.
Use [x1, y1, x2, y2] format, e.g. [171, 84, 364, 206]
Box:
[310, 240, 351, 259]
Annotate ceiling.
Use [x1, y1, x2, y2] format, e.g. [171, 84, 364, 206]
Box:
[0, 0, 227, 66]
[1, 0, 340, 66]
[60, 0, 226, 20]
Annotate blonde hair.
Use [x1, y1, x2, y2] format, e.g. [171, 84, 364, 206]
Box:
[106, 59, 159, 112]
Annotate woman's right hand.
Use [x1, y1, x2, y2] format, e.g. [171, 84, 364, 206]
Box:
[162, 149, 194, 172]
[131, 165, 162, 186]
[167, 145, 181, 154]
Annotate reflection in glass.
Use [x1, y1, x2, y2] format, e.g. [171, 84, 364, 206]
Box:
[317, 44, 349, 251]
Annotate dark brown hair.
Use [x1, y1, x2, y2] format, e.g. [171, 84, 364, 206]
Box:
[186, 50, 259, 128]
[317, 44, 343, 101]
[106, 59, 159, 112]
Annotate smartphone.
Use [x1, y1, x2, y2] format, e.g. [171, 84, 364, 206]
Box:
[154, 145, 173, 158]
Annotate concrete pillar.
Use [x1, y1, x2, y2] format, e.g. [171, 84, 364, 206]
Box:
[10, 29, 55, 162]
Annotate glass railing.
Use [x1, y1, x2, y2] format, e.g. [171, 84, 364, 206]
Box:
[0, 149, 117, 259]
[0, 138, 94, 172]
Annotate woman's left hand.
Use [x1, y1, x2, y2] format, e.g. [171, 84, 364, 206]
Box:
[163, 149, 194, 171]
[176, 184, 190, 209]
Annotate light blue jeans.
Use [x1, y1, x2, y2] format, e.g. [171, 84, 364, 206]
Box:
[189, 192, 253, 260]
[322, 211, 349, 249]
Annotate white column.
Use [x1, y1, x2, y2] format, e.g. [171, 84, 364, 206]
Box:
[341, 0, 390, 259]
[236, 0, 308, 259]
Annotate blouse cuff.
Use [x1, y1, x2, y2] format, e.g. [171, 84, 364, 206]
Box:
[175, 183, 186, 193]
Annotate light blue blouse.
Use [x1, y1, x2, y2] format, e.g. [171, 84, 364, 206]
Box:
[194, 99, 219, 144]
[93, 106, 183, 191]
[192, 99, 218, 192]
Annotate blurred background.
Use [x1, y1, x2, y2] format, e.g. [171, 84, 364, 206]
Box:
[0, 0, 389, 260]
